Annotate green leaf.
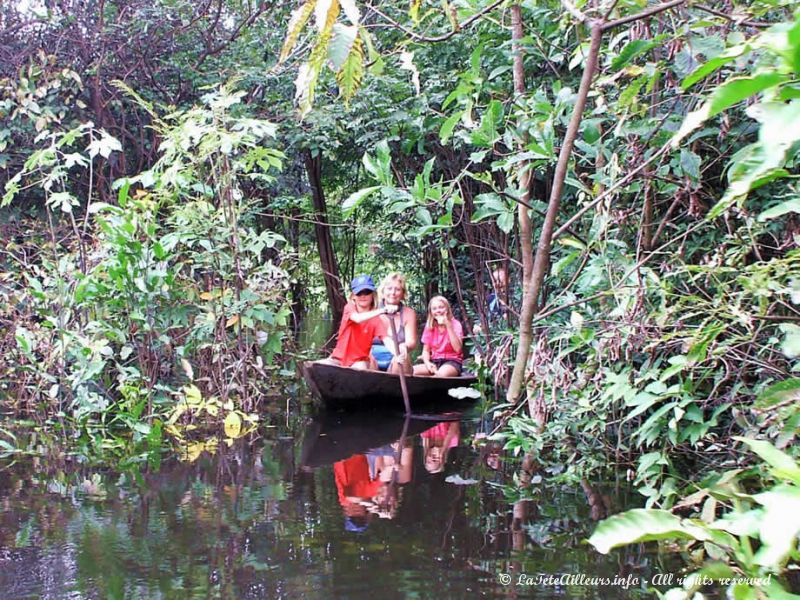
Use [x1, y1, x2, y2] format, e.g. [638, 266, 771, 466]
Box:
[588, 509, 717, 554]
[611, 38, 662, 71]
[497, 211, 514, 233]
[328, 23, 358, 72]
[362, 141, 393, 186]
[87, 131, 122, 159]
[439, 110, 463, 144]
[339, 0, 360, 25]
[752, 485, 800, 568]
[779, 323, 800, 358]
[735, 437, 800, 485]
[679, 149, 702, 182]
[708, 100, 800, 218]
[758, 197, 800, 221]
[336, 32, 363, 104]
[681, 42, 752, 90]
[341, 186, 380, 217]
[756, 378, 800, 408]
[673, 73, 786, 146]
[15, 326, 34, 355]
[117, 178, 130, 208]
[280, 0, 316, 62]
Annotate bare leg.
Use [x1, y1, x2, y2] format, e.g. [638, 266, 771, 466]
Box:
[435, 363, 460, 378]
[319, 357, 342, 366]
[388, 356, 412, 375]
[413, 364, 432, 376]
[351, 360, 370, 370]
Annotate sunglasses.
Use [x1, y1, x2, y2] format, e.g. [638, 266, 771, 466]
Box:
[355, 290, 374, 296]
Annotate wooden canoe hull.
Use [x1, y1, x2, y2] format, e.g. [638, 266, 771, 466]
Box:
[302, 360, 478, 410]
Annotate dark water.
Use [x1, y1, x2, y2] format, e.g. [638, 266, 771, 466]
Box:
[0, 400, 669, 599]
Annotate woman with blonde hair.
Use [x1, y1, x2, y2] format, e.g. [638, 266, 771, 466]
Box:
[370, 272, 417, 374]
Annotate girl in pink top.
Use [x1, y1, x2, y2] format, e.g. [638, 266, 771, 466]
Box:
[413, 296, 464, 377]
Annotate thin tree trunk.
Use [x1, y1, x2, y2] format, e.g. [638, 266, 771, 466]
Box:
[304, 150, 347, 325]
[506, 22, 604, 406]
[505, 0, 686, 406]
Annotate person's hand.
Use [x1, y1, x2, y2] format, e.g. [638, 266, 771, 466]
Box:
[425, 361, 436, 374]
[384, 304, 399, 315]
[435, 315, 447, 325]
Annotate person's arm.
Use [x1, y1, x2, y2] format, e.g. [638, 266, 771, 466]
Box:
[444, 318, 463, 353]
[421, 344, 436, 374]
[350, 304, 395, 324]
[403, 307, 418, 353]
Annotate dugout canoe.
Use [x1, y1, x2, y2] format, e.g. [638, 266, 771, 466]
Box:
[302, 360, 478, 410]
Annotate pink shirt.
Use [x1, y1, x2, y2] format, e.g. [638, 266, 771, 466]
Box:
[421, 422, 459, 447]
[421, 319, 463, 362]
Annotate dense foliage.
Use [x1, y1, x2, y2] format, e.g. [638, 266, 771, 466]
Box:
[2, 0, 800, 595]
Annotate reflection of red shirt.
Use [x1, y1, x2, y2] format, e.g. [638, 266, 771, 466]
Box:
[331, 303, 387, 366]
[334, 454, 382, 506]
[421, 319, 463, 362]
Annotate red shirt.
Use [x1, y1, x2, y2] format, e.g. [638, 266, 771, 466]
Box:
[421, 319, 463, 362]
[331, 303, 387, 367]
[334, 454, 382, 506]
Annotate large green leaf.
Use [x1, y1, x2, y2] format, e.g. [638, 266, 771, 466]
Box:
[611, 37, 665, 71]
[756, 378, 800, 408]
[341, 186, 380, 217]
[779, 323, 800, 358]
[758, 197, 800, 221]
[328, 23, 357, 71]
[588, 509, 717, 554]
[673, 73, 787, 146]
[707, 100, 800, 218]
[753, 485, 800, 568]
[336, 31, 363, 103]
[279, 0, 317, 62]
[439, 110, 463, 144]
[735, 437, 800, 485]
[681, 42, 752, 90]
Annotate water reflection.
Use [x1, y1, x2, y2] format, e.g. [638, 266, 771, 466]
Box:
[0, 409, 665, 599]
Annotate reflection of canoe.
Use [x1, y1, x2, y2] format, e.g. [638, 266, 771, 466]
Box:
[302, 360, 478, 411]
[300, 412, 434, 467]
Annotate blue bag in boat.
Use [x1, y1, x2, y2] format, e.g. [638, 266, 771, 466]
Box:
[371, 342, 393, 371]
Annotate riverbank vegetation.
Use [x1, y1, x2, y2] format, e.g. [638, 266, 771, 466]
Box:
[1, 0, 799, 595]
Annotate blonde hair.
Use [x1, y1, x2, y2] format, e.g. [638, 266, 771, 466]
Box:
[422, 437, 449, 474]
[379, 272, 407, 303]
[426, 295, 454, 329]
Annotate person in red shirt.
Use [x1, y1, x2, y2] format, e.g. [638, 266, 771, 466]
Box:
[324, 275, 398, 369]
[413, 295, 464, 377]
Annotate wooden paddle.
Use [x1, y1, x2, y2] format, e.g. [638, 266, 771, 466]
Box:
[387, 313, 412, 416]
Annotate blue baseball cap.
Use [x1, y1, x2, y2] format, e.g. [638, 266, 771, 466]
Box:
[350, 274, 376, 294]
[345, 517, 369, 533]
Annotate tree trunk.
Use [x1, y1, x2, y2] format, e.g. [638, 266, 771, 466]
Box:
[506, 22, 604, 407]
[304, 150, 347, 325]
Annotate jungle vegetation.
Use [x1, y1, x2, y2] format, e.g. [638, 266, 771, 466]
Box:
[1, 0, 799, 595]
